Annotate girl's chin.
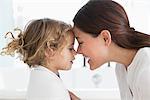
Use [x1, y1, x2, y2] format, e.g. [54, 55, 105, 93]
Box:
[65, 66, 71, 70]
[67, 62, 73, 69]
[62, 64, 72, 70]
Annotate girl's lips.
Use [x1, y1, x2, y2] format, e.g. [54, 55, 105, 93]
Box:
[70, 61, 73, 63]
[70, 59, 75, 63]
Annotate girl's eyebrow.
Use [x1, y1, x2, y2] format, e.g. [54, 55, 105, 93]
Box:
[68, 42, 74, 46]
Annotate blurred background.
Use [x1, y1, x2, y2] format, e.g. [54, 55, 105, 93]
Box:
[0, 0, 150, 100]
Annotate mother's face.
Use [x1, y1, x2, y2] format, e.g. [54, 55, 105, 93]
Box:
[73, 26, 109, 70]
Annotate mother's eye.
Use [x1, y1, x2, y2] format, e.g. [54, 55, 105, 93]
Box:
[79, 42, 83, 45]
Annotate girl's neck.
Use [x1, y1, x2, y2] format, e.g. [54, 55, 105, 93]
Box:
[43, 63, 59, 76]
[47, 66, 60, 77]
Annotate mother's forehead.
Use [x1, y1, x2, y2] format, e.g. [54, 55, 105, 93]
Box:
[72, 30, 79, 37]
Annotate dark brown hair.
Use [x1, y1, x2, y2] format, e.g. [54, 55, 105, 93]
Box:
[73, 0, 150, 49]
[1, 18, 71, 67]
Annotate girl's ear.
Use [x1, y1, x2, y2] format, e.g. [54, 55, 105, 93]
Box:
[45, 48, 55, 58]
[100, 30, 111, 46]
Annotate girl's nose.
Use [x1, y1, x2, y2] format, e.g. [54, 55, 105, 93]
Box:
[73, 49, 77, 55]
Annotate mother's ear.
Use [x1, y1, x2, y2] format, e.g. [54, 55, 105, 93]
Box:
[100, 30, 111, 46]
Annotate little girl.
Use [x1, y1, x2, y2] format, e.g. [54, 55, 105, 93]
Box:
[1, 18, 78, 100]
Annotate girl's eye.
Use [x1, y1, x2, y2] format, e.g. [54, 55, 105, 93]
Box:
[69, 48, 74, 51]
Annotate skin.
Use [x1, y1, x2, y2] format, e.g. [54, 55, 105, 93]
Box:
[44, 31, 77, 74]
[73, 26, 138, 70]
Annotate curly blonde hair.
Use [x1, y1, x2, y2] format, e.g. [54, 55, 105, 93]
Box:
[1, 18, 72, 67]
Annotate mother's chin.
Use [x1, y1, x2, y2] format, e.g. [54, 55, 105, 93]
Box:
[88, 60, 104, 70]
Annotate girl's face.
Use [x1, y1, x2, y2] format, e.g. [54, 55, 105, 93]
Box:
[73, 26, 109, 70]
[54, 31, 77, 71]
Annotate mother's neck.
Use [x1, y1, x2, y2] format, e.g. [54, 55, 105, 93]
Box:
[110, 44, 138, 68]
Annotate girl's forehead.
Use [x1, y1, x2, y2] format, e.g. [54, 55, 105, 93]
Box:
[63, 32, 74, 46]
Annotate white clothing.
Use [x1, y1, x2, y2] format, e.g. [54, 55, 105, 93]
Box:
[116, 47, 150, 100]
[26, 66, 70, 100]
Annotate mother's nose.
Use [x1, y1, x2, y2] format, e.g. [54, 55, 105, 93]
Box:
[77, 47, 82, 54]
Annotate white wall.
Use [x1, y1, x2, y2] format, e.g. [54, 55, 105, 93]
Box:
[124, 0, 150, 34]
[0, 0, 15, 68]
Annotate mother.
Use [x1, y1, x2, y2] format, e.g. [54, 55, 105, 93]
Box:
[72, 0, 150, 100]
